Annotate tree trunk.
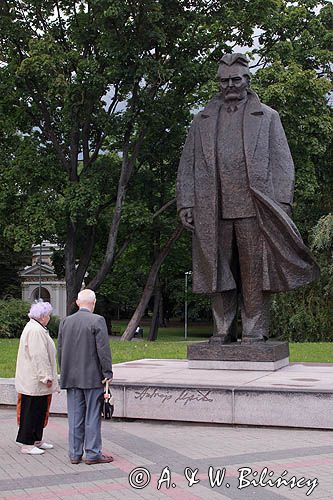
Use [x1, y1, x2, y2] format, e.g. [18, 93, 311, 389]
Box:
[148, 279, 161, 341]
[121, 224, 184, 341]
[159, 292, 167, 327]
[86, 164, 131, 290]
[87, 128, 146, 291]
[64, 221, 80, 315]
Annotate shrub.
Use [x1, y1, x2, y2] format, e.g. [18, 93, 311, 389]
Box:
[270, 259, 333, 342]
[270, 214, 333, 342]
[0, 298, 30, 338]
[0, 298, 61, 338]
[48, 315, 60, 338]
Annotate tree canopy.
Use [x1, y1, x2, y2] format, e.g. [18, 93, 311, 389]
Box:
[0, 0, 332, 338]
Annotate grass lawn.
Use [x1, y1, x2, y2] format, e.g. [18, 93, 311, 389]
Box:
[289, 343, 333, 363]
[110, 321, 212, 341]
[0, 323, 333, 378]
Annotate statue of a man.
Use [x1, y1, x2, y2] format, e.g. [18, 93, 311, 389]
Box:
[177, 53, 319, 344]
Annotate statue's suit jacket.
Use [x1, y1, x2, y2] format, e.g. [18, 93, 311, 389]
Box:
[58, 309, 113, 389]
[177, 90, 319, 293]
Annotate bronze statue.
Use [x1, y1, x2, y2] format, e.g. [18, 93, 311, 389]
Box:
[177, 53, 319, 344]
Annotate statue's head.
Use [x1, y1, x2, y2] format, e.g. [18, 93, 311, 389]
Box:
[217, 53, 250, 102]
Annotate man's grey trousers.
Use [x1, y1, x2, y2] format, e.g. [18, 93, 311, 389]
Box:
[66, 387, 104, 461]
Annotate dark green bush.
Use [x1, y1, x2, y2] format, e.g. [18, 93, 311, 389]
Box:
[0, 298, 60, 338]
[0, 298, 30, 338]
[270, 261, 333, 342]
[48, 315, 60, 338]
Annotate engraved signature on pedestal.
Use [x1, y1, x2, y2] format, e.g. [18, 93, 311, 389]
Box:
[175, 389, 214, 406]
[134, 387, 214, 406]
[134, 387, 173, 403]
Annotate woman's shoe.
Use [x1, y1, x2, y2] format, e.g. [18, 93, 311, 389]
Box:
[36, 442, 54, 450]
[21, 446, 45, 455]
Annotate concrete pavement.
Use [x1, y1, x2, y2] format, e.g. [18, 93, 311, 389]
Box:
[0, 408, 333, 499]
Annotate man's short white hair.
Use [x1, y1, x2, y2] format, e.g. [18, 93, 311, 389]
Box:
[77, 289, 96, 304]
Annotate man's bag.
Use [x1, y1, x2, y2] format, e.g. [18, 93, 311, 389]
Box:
[101, 380, 114, 420]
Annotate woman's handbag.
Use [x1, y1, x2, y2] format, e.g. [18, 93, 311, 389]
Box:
[101, 379, 114, 420]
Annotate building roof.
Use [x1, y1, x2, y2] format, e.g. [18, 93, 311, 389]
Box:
[19, 263, 57, 278]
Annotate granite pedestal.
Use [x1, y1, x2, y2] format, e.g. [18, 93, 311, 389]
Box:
[188, 339, 289, 371]
[2, 360, 333, 429]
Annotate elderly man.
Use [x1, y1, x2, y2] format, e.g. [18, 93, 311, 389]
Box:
[58, 289, 113, 464]
[177, 53, 319, 344]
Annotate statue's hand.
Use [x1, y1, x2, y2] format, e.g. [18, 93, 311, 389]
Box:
[179, 208, 194, 231]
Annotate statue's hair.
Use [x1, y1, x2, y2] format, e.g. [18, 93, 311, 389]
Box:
[218, 53, 250, 76]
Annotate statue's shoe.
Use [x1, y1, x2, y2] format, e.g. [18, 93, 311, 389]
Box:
[209, 335, 238, 344]
[242, 336, 268, 343]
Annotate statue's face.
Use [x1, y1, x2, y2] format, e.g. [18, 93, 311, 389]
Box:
[218, 63, 249, 101]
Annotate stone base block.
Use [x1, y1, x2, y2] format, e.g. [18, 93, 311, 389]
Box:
[2, 359, 333, 429]
[187, 340, 289, 371]
[188, 357, 289, 371]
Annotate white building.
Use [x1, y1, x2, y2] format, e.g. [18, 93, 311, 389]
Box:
[20, 241, 67, 318]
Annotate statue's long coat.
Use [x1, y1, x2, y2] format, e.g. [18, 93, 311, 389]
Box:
[177, 91, 319, 293]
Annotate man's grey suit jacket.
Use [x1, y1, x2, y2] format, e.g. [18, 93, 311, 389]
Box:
[58, 309, 113, 389]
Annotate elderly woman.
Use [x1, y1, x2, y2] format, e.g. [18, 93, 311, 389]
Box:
[15, 300, 59, 455]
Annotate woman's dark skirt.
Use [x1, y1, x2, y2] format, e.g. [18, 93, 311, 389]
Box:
[16, 394, 51, 445]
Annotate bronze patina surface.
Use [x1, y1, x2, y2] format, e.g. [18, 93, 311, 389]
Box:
[177, 53, 319, 345]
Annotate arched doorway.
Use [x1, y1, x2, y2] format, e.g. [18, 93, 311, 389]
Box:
[31, 287, 51, 303]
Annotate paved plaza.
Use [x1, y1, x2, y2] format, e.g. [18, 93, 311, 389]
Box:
[0, 408, 333, 499]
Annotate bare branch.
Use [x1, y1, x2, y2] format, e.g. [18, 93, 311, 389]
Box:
[69, 121, 80, 180]
[108, 197, 177, 265]
[26, 81, 70, 171]
[55, 1, 69, 49]
[249, 54, 265, 69]
[114, 238, 131, 261]
[35, 5, 48, 33]
[152, 198, 176, 219]
[82, 118, 90, 167]
[80, 83, 120, 173]
[86, 123, 146, 290]
[121, 224, 184, 341]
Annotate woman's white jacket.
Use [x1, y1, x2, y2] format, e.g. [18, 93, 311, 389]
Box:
[15, 319, 59, 396]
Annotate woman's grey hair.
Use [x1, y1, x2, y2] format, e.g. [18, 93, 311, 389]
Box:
[28, 300, 53, 320]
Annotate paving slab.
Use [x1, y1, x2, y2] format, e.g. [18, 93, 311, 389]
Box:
[1, 408, 333, 499]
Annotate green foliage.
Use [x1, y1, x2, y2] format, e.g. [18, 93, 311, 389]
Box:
[0, 1, 332, 338]
[248, 2, 333, 341]
[0, 299, 30, 338]
[312, 213, 333, 254]
[48, 315, 61, 338]
[251, 0, 333, 240]
[1, 0, 276, 304]
[96, 243, 149, 317]
[0, 298, 60, 339]
[252, 64, 332, 237]
[271, 253, 333, 342]
[0, 243, 30, 299]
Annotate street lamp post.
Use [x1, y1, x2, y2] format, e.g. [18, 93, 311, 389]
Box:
[184, 271, 192, 339]
[38, 242, 42, 300]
